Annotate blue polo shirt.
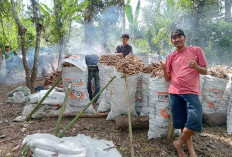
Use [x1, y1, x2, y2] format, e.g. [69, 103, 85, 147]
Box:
[85, 55, 99, 66]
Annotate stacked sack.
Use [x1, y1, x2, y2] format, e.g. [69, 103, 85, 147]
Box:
[97, 63, 115, 113]
[202, 66, 232, 114]
[139, 63, 164, 116]
[62, 55, 95, 114]
[100, 55, 144, 120]
[143, 65, 172, 139]
[201, 65, 232, 126]
[106, 70, 138, 120]
[227, 75, 232, 133]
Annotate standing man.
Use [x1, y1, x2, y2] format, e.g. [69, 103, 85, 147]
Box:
[3, 46, 14, 75]
[160, 29, 207, 157]
[85, 54, 100, 102]
[116, 34, 133, 58]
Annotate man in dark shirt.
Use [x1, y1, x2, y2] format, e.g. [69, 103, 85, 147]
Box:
[85, 54, 100, 102]
[115, 34, 133, 58]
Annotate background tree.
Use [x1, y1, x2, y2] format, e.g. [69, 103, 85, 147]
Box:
[0, 0, 18, 50]
[10, 0, 42, 92]
[225, 0, 232, 22]
[39, 0, 89, 65]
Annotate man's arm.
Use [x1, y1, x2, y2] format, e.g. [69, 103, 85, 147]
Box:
[189, 56, 207, 75]
[115, 46, 120, 53]
[195, 65, 207, 75]
[160, 61, 171, 81]
[115, 46, 123, 57]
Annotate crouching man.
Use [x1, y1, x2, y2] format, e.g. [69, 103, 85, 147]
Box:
[160, 29, 207, 157]
[85, 54, 100, 102]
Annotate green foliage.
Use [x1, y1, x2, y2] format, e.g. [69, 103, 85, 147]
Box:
[135, 38, 149, 52]
[125, 4, 133, 24]
[125, 0, 141, 25]
[0, 0, 18, 51]
[40, 0, 88, 44]
[177, 0, 193, 10]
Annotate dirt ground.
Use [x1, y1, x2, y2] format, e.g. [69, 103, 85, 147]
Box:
[0, 79, 232, 157]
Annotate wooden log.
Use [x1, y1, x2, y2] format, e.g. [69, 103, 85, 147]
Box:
[37, 112, 109, 119]
[166, 112, 174, 143]
[115, 115, 149, 130]
[202, 113, 227, 126]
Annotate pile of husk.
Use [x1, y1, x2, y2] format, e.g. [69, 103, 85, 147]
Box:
[62, 62, 75, 67]
[99, 55, 164, 77]
[142, 63, 163, 78]
[115, 57, 144, 75]
[44, 71, 63, 88]
[208, 65, 232, 79]
[99, 55, 123, 66]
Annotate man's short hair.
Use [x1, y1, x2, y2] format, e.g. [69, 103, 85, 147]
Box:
[122, 34, 130, 39]
[171, 29, 185, 39]
[5, 45, 10, 49]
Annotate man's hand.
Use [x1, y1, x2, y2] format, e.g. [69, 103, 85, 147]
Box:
[189, 56, 198, 69]
[160, 61, 171, 81]
[125, 53, 133, 59]
[160, 61, 167, 71]
[116, 53, 123, 58]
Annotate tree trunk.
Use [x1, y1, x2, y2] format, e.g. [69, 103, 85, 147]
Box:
[10, 0, 31, 88]
[54, 0, 63, 65]
[191, 0, 205, 46]
[30, 0, 43, 92]
[225, 0, 232, 22]
[83, 1, 95, 50]
[119, 0, 125, 32]
[57, 38, 64, 69]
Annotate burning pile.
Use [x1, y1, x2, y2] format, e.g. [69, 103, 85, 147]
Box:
[208, 65, 232, 79]
[44, 71, 63, 88]
[143, 63, 163, 78]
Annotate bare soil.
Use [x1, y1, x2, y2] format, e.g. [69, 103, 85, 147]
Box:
[0, 79, 232, 157]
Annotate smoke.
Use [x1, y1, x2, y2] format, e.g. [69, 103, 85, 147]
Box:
[2, 1, 231, 85]
[142, 0, 232, 66]
[0, 46, 58, 85]
[68, 5, 125, 56]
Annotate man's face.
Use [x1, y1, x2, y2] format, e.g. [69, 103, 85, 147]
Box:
[6, 47, 10, 52]
[122, 37, 129, 45]
[171, 33, 186, 48]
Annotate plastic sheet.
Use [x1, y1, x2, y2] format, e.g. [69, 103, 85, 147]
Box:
[23, 133, 122, 157]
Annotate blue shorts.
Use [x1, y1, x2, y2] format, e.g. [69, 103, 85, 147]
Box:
[169, 94, 202, 132]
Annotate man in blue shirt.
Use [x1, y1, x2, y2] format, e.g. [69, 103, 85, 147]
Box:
[85, 54, 100, 102]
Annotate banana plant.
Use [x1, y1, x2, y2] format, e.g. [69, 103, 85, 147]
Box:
[125, 0, 141, 44]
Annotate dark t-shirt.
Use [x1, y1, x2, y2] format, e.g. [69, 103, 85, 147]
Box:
[116, 44, 133, 57]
